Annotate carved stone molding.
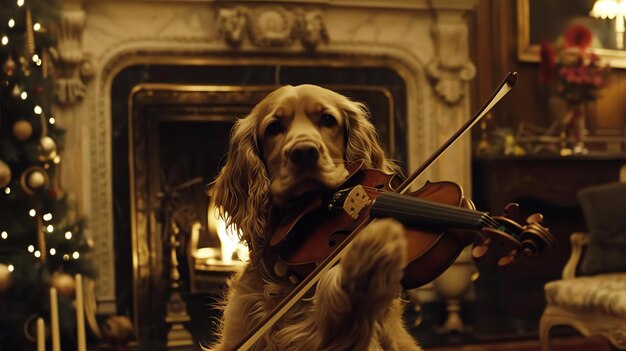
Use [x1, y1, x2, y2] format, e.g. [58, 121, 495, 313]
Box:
[51, 1, 94, 105]
[426, 11, 476, 106]
[216, 5, 329, 49]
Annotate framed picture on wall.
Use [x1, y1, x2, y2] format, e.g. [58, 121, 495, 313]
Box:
[517, 0, 626, 68]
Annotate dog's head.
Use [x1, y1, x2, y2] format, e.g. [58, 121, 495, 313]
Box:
[211, 85, 399, 259]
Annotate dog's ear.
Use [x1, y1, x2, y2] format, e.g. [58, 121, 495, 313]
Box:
[211, 109, 271, 255]
[341, 100, 401, 175]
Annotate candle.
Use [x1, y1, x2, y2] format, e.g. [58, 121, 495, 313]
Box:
[49, 288, 60, 351]
[37, 317, 45, 351]
[75, 274, 86, 351]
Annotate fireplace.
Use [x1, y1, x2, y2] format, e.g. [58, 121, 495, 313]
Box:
[51, 0, 478, 347]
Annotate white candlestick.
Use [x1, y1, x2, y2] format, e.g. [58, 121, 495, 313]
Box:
[49, 287, 60, 351]
[37, 317, 45, 351]
[75, 274, 86, 351]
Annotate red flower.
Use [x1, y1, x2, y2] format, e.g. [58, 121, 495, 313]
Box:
[539, 41, 557, 84]
[563, 24, 593, 49]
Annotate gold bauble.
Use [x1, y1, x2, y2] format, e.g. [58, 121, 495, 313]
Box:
[12, 120, 33, 141]
[0, 264, 12, 292]
[51, 272, 76, 298]
[0, 160, 11, 188]
[38, 137, 58, 162]
[3, 57, 16, 76]
[27, 170, 46, 189]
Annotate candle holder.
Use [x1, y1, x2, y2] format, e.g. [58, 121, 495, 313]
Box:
[157, 178, 202, 348]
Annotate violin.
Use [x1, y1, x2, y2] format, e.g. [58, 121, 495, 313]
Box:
[265, 161, 556, 290]
[231, 72, 557, 351]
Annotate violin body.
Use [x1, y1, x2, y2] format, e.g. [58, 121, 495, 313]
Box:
[266, 162, 555, 290]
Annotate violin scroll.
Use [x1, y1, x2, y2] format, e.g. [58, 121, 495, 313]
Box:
[476, 203, 556, 267]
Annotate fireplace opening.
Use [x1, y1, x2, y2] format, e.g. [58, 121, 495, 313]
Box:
[111, 59, 408, 345]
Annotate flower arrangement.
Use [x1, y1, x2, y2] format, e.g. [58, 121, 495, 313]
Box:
[539, 24, 610, 105]
[539, 24, 610, 154]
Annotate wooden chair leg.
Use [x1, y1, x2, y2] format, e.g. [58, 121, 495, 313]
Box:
[539, 314, 554, 351]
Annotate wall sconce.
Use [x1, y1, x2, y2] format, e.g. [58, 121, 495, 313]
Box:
[590, 0, 626, 49]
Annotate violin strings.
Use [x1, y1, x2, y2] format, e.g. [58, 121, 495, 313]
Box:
[371, 193, 486, 229]
[352, 186, 507, 232]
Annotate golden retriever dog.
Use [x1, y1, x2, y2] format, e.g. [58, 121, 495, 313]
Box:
[210, 85, 422, 351]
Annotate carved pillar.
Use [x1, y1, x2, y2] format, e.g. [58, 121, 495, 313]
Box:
[53, 0, 94, 105]
[427, 3, 476, 194]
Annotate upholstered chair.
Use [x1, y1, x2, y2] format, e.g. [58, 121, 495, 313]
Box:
[539, 182, 626, 351]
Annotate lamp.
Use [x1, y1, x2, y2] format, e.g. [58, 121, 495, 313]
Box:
[590, 0, 626, 49]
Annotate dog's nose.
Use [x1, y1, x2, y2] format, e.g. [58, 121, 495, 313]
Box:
[288, 142, 320, 168]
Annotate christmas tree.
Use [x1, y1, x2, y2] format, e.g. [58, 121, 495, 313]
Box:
[0, 0, 95, 349]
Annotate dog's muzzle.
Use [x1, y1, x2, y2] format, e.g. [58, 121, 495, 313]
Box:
[287, 141, 320, 168]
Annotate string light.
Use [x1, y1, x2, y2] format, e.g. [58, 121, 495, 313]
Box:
[7, 264, 14, 272]
[49, 117, 55, 124]
[27, 245, 34, 252]
[62, 254, 69, 261]
[64, 231, 72, 239]
[33, 23, 41, 31]
[34, 105, 42, 114]
[49, 248, 56, 255]
[17, 0, 24, 7]
[36, 59, 41, 66]
[1, 231, 7, 239]
[20, 91, 27, 100]
[4, 187, 10, 195]
[1, 36, 8, 46]
[53, 156, 61, 164]
[8, 19, 15, 28]
[46, 225, 53, 233]
[34, 250, 41, 258]
[32, 54, 39, 62]
[43, 213, 52, 221]
[72, 251, 80, 259]
[29, 209, 36, 217]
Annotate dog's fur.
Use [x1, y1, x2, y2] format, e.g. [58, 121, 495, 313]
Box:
[210, 85, 422, 351]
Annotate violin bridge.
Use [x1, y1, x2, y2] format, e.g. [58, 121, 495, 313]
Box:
[341, 185, 371, 219]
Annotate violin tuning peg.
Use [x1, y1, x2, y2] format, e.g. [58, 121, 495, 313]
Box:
[526, 213, 544, 224]
[472, 244, 489, 259]
[472, 238, 491, 259]
[503, 203, 520, 219]
[497, 249, 518, 267]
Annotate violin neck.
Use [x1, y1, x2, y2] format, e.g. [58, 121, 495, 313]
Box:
[370, 192, 491, 230]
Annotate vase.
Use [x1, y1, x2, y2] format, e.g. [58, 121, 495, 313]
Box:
[560, 102, 588, 155]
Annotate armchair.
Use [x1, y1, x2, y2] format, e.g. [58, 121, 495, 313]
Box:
[539, 182, 626, 351]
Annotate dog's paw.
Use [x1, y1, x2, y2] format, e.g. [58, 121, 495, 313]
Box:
[340, 218, 407, 307]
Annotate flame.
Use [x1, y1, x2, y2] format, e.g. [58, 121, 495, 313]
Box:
[207, 203, 248, 265]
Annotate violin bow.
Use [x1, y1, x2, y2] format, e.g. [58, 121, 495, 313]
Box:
[229, 71, 518, 351]
[398, 71, 517, 192]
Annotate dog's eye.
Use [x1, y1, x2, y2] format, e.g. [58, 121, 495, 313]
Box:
[265, 120, 284, 136]
[320, 113, 337, 127]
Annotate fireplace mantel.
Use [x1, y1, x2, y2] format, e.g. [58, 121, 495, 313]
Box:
[52, 0, 477, 315]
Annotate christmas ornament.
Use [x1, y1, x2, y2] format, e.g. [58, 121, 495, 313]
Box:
[3, 56, 16, 76]
[20, 166, 49, 195]
[0, 160, 11, 188]
[19, 56, 30, 77]
[51, 272, 76, 298]
[27, 171, 46, 189]
[13, 120, 33, 141]
[11, 84, 22, 98]
[0, 263, 12, 292]
[38, 137, 58, 161]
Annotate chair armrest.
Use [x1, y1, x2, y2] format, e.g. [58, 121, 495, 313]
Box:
[562, 232, 589, 280]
